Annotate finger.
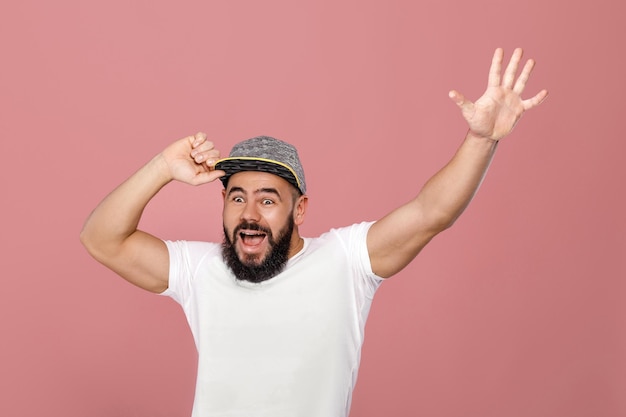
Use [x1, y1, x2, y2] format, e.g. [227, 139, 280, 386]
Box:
[191, 132, 207, 148]
[513, 58, 536, 95]
[502, 48, 523, 89]
[448, 89, 474, 113]
[192, 139, 218, 155]
[191, 149, 221, 165]
[522, 89, 549, 110]
[487, 48, 504, 87]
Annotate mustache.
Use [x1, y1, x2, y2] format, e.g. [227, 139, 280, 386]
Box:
[233, 221, 272, 237]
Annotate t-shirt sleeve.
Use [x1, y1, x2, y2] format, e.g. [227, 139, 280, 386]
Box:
[353, 221, 384, 297]
[159, 240, 220, 306]
[332, 221, 384, 299]
[159, 240, 191, 305]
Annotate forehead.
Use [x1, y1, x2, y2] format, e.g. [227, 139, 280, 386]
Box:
[226, 171, 293, 193]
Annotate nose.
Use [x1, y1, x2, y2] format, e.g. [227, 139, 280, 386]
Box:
[241, 200, 260, 222]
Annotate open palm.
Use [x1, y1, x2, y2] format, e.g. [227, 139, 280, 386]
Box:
[449, 48, 548, 141]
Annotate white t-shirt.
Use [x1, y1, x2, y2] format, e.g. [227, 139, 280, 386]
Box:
[162, 222, 383, 417]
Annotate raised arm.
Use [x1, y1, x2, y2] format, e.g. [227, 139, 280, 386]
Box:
[80, 132, 225, 292]
[367, 48, 548, 278]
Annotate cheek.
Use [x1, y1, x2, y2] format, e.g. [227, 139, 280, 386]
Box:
[272, 209, 296, 232]
[222, 202, 241, 220]
[267, 207, 291, 224]
[222, 208, 239, 232]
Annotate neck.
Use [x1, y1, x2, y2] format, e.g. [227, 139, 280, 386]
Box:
[288, 231, 304, 259]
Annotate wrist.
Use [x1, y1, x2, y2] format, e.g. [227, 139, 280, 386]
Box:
[462, 131, 500, 160]
[148, 153, 176, 186]
[466, 130, 500, 147]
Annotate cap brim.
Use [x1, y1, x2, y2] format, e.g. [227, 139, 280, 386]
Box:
[215, 158, 303, 193]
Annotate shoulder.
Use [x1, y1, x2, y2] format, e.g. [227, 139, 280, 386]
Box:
[299, 222, 376, 267]
[164, 240, 222, 263]
[312, 222, 375, 250]
[316, 221, 375, 241]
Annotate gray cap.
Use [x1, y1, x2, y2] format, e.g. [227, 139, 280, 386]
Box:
[215, 136, 306, 194]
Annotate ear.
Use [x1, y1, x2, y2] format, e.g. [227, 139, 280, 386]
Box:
[293, 195, 308, 226]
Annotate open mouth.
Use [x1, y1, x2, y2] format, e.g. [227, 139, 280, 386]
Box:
[239, 230, 268, 246]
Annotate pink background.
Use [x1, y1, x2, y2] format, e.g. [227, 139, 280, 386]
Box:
[1, 0, 624, 416]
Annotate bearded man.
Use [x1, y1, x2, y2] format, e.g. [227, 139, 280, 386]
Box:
[81, 48, 547, 417]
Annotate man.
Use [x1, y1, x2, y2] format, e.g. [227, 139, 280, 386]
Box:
[80, 48, 547, 416]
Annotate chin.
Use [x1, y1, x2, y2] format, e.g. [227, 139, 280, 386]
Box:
[222, 216, 295, 284]
[238, 251, 268, 267]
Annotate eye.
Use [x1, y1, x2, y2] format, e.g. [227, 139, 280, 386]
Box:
[233, 196, 245, 203]
[261, 199, 274, 205]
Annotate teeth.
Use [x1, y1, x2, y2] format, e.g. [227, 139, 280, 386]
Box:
[241, 231, 265, 236]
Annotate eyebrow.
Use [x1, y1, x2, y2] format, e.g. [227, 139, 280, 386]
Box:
[227, 186, 283, 200]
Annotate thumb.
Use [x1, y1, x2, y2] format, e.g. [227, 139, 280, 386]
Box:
[189, 169, 226, 186]
[448, 90, 473, 113]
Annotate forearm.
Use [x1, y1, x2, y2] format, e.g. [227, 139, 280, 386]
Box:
[415, 131, 498, 231]
[80, 153, 172, 258]
[368, 48, 545, 278]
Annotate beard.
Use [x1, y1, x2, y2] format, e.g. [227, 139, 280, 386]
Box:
[221, 216, 295, 283]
